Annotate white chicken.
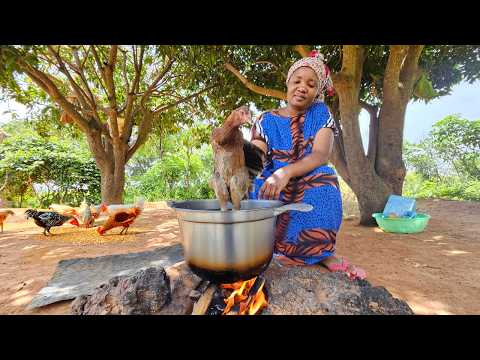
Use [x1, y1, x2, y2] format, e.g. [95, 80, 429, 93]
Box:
[103, 198, 145, 215]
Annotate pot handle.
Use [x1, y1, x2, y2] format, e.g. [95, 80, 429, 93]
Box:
[273, 202, 313, 216]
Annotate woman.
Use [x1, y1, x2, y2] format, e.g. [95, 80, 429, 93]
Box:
[248, 51, 366, 280]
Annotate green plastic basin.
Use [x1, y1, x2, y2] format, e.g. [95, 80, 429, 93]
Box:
[372, 213, 431, 234]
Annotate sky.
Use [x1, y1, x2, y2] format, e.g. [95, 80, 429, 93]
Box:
[359, 80, 480, 146]
[1, 80, 479, 146]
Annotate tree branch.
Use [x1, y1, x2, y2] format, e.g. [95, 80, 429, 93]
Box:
[71, 47, 102, 121]
[153, 83, 217, 114]
[104, 45, 118, 106]
[333, 45, 369, 172]
[120, 48, 130, 102]
[80, 45, 91, 69]
[17, 59, 92, 133]
[108, 45, 118, 68]
[126, 110, 153, 162]
[90, 45, 110, 99]
[123, 46, 145, 142]
[104, 45, 119, 139]
[47, 46, 90, 111]
[253, 61, 287, 79]
[49, 46, 110, 138]
[140, 56, 174, 110]
[224, 62, 287, 100]
[400, 45, 425, 101]
[127, 83, 217, 161]
[383, 45, 409, 100]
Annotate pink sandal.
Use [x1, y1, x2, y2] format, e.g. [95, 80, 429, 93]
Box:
[326, 258, 367, 280]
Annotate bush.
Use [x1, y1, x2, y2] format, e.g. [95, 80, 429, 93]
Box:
[0, 133, 101, 207]
[403, 172, 480, 201]
[124, 143, 215, 202]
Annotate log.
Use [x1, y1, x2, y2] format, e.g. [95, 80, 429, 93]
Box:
[195, 280, 211, 294]
[188, 290, 202, 301]
[241, 276, 266, 313]
[191, 284, 216, 315]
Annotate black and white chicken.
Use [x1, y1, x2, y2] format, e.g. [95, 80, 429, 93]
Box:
[25, 209, 79, 236]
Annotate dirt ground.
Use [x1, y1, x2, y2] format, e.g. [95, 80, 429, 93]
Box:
[0, 199, 479, 315]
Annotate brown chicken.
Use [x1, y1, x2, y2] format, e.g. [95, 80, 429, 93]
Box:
[210, 106, 264, 211]
[0, 210, 14, 233]
[96, 207, 142, 235]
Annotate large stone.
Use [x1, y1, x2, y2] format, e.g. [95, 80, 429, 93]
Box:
[158, 261, 203, 315]
[262, 259, 414, 315]
[71, 258, 414, 315]
[29, 244, 183, 309]
[71, 267, 171, 315]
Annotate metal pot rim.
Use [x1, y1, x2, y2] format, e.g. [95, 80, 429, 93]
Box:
[167, 199, 284, 214]
[167, 199, 313, 224]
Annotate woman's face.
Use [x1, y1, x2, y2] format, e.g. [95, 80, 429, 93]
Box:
[287, 67, 319, 110]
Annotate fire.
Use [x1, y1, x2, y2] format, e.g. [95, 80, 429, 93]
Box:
[220, 276, 268, 315]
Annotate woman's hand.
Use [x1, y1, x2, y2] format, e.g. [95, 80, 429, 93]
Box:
[228, 105, 252, 127]
[259, 167, 291, 200]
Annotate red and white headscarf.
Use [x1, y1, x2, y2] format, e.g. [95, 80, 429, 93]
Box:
[286, 50, 334, 102]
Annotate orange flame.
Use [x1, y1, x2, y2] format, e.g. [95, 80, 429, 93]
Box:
[221, 277, 268, 315]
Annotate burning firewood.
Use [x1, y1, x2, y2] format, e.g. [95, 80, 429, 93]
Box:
[191, 284, 216, 315]
[225, 304, 241, 315]
[221, 276, 268, 315]
[191, 276, 268, 315]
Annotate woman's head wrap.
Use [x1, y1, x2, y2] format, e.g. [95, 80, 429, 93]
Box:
[286, 50, 334, 102]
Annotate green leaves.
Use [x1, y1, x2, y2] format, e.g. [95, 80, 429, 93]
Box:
[430, 115, 480, 179]
[403, 173, 480, 201]
[404, 115, 480, 181]
[0, 131, 100, 207]
[403, 114, 480, 201]
[126, 125, 214, 201]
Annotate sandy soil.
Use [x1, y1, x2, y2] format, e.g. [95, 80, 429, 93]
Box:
[0, 199, 479, 315]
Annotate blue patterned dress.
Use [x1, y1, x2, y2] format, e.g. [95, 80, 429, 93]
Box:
[249, 102, 342, 265]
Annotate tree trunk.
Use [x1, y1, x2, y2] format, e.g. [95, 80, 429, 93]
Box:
[99, 162, 125, 204]
[86, 130, 127, 205]
[339, 111, 392, 225]
[376, 105, 408, 194]
[333, 46, 392, 225]
[375, 45, 424, 195]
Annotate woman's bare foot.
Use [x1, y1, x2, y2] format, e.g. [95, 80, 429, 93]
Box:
[321, 255, 367, 280]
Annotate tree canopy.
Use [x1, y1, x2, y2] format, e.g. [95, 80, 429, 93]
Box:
[0, 45, 219, 202]
[0, 121, 100, 207]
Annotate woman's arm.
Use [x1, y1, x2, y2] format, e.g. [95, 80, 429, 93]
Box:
[284, 127, 334, 178]
[259, 128, 334, 200]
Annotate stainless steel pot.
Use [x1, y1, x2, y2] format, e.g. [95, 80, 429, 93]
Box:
[167, 199, 313, 283]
